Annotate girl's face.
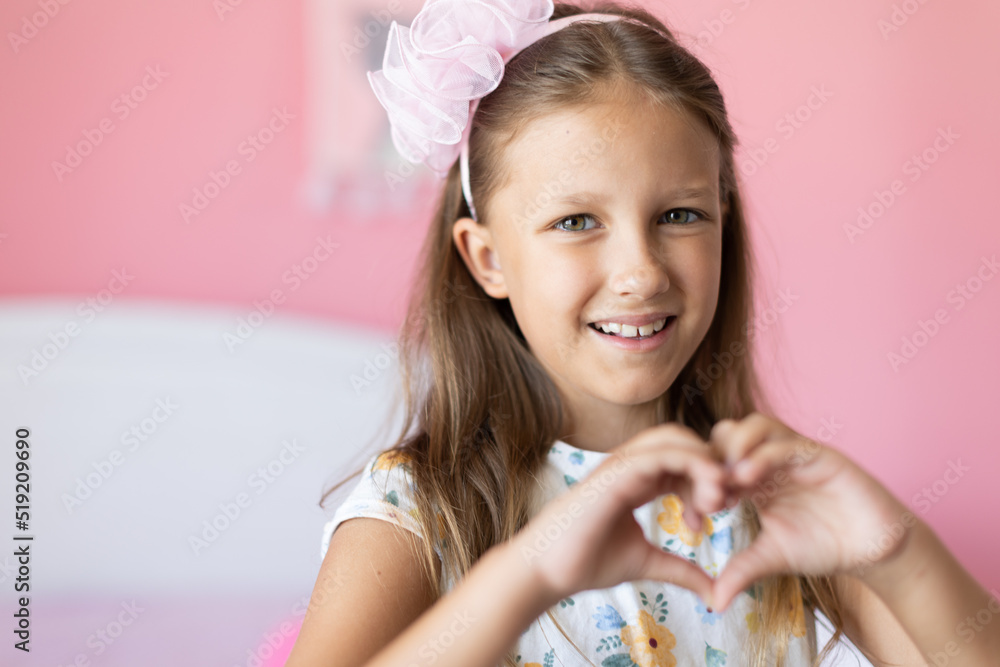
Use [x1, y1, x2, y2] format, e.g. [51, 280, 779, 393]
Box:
[453, 92, 725, 450]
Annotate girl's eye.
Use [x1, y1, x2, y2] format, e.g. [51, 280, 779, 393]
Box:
[663, 209, 702, 225]
[553, 208, 703, 232]
[554, 214, 596, 232]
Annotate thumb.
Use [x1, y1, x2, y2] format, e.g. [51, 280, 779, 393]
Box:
[640, 546, 716, 609]
[711, 535, 786, 612]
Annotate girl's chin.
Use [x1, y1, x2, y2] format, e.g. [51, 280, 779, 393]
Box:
[593, 382, 676, 407]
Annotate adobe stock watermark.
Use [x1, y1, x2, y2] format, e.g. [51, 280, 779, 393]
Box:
[733, 415, 844, 512]
[188, 438, 306, 556]
[223, 235, 340, 352]
[61, 397, 179, 515]
[681, 287, 800, 404]
[513, 116, 627, 233]
[55, 600, 146, 665]
[233, 566, 351, 664]
[405, 610, 476, 667]
[51, 65, 169, 183]
[234, 576, 345, 667]
[383, 156, 425, 193]
[877, 0, 933, 40]
[7, 0, 74, 55]
[736, 85, 833, 179]
[340, 0, 404, 62]
[350, 277, 468, 395]
[350, 341, 399, 395]
[689, 0, 753, 54]
[844, 127, 959, 243]
[887, 254, 997, 372]
[519, 451, 635, 566]
[180, 106, 295, 224]
[853, 458, 971, 578]
[17, 268, 134, 385]
[301, 564, 349, 619]
[0, 556, 16, 586]
[214, 0, 252, 22]
[927, 589, 1000, 666]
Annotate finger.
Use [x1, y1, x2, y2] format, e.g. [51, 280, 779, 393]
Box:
[671, 481, 717, 534]
[709, 412, 784, 468]
[621, 422, 716, 457]
[710, 533, 787, 613]
[709, 418, 737, 442]
[670, 460, 728, 523]
[571, 448, 724, 549]
[602, 446, 726, 518]
[681, 501, 703, 534]
[728, 439, 797, 487]
[640, 545, 716, 609]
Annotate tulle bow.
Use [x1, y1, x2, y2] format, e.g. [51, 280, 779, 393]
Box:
[367, 0, 557, 179]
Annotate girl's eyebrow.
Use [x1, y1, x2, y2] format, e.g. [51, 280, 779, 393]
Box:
[549, 185, 718, 207]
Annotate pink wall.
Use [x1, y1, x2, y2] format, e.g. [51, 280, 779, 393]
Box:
[0, 0, 432, 330]
[2, 0, 998, 593]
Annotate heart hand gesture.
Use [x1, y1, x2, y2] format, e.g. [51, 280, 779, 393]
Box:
[510, 413, 917, 616]
[511, 423, 733, 608]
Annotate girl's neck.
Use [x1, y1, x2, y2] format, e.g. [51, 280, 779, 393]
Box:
[559, 406, 662, 454]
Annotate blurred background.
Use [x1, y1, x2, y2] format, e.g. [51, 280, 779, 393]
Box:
[1, 0, 998, 665]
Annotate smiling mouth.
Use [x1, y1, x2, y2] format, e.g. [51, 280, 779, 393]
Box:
[588, 316, 676, 340]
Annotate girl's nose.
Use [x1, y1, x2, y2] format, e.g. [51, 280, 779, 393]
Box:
[611, 231, 670, 299]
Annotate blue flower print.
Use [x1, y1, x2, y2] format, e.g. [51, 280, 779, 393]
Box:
[592, 604, 627, 630]
[709, 526, 733, 554]
[695, 599, 721, 625]
[568, 450, 585, 465]
[705, 641, 728, 666]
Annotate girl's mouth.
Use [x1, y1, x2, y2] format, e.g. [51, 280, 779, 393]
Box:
[588, 315, 676, 340]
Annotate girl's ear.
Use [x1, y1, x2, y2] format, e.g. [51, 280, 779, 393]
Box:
[452, 216, 509, 300]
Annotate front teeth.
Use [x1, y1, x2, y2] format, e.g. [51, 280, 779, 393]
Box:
[598, 318, 668, 338]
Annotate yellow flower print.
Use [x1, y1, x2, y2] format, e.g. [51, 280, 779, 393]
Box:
[745, 610, 760, 634]
[657, 494, 713, 547]
[373, 449, 412, 471]
[525, 664, 542, 667]
[620, 609, 677, 667]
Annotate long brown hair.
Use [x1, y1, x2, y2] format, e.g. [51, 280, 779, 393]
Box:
[322, 2, 864, 665]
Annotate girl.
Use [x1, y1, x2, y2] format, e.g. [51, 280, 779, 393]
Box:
[286, 1, 999, 666]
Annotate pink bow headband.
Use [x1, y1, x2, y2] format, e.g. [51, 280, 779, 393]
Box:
[366, 0, 635, 222]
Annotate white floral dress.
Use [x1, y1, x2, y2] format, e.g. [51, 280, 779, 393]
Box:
[321, 439, 818, 666]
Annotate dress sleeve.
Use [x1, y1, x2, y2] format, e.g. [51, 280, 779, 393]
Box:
[320, 449, 442, 563]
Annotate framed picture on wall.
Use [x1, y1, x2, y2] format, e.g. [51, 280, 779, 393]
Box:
[301, 0, 436, 222]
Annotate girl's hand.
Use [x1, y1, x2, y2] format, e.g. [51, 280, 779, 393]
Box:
[510, 424, 729, 608]
[707, 412, 915, 612]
